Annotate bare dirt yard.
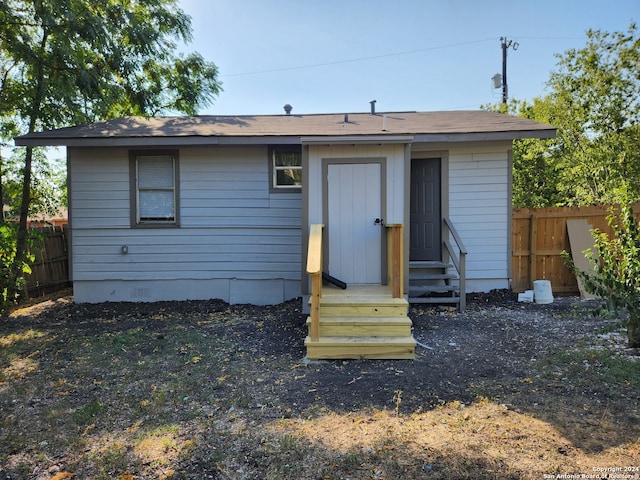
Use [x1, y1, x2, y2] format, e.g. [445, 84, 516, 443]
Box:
[1, 290, 639, 480]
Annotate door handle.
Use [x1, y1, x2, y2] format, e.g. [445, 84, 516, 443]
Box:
[374, 218, 384, 226]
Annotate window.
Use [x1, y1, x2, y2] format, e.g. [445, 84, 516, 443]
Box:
[271, 146, 302, 189]
[131, 151, 179, 225]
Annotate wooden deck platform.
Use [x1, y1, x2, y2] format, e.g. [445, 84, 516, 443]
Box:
[305, 285, 416, 360]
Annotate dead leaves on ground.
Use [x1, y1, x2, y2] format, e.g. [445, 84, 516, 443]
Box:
[50, 473, 76, 480]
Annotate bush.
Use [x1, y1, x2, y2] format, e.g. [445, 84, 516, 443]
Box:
[0, 223, 32, 314]
[564, 204, 640, 347]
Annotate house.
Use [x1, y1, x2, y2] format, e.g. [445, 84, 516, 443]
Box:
[2, 205, 68, 227]
[16, 109, 555, 359]
[27, 207, 69, 227]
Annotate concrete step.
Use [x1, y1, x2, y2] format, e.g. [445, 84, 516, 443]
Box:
[304, 336, 416, 360]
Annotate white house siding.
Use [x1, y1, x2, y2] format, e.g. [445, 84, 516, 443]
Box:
[447, 145, 511, 292]
[69, 146, 302, 304]
[306, 143, 406, 225]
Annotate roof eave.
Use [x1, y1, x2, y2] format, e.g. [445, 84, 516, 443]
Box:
[14, 128, 556, 148]
[412, 129, 556, 143]
[14, 135, 305, 148]
[301, 135, 415, 145]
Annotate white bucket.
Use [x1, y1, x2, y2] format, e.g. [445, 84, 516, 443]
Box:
[533, 280, 553, 304]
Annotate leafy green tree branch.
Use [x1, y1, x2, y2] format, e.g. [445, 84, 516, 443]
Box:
[0, 0, 222, 309]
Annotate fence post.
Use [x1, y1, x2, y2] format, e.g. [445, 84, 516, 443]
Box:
[528, 213, 537, 290]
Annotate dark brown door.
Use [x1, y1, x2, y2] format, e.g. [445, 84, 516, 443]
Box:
[410, 158, 441, 261]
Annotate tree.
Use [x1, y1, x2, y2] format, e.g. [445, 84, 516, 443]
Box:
[0, 0, 222, 307]
[2, 146, 66, 220]
[490, 23, 640, 208]
[546, 23, 640, 206]
[504, 98, 567, 208]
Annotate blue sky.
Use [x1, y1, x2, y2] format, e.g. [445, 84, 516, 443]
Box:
[179, 0, 638, 116]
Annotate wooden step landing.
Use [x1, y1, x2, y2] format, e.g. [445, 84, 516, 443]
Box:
[304, 336, 416, 360]
[306, 316, 412, 337]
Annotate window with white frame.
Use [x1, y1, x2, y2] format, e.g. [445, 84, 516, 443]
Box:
[132, 152, 178, 225]
[271, 146, 302, 189]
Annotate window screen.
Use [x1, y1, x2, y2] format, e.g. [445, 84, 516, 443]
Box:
[136, 155, 176, 223]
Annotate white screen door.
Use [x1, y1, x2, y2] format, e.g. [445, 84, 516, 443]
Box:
[327, 163, 382, 284]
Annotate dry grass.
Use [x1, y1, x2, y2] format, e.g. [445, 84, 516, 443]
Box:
[265, 401, 640, 478]
[1, 295, 638, 479]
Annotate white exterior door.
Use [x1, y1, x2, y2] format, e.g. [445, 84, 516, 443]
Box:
[327, 163, 382, 284]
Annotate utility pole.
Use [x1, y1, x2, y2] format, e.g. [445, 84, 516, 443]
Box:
[500, 37, 519, 104]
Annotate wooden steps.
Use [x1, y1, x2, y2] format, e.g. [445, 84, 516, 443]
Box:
[305, 316, 412, 337]
[305, 285, 415, 360]
[409, 260, 462, 309]
[304, 336, 415, 360]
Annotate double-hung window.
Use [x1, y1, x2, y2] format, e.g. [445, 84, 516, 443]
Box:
[271, 146, 302, 190]
[131, 151, 179, 226]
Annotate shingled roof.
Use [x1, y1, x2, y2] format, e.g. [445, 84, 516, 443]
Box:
[15, 110, 555, 147]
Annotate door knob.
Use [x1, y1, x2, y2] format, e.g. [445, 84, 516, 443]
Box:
[374, 218, 384, 225]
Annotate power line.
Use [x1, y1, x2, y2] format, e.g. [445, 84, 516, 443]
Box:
[505, 35, 584, 41]
[222, 38, 496, 77]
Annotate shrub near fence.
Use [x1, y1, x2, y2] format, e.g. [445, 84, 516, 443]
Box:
[512, 203, 640, 295]
[27, 225, 70, 297]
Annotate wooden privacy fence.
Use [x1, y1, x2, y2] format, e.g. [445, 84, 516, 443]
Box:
[512, 203, 640, 295]
[27, 225, 70, 297]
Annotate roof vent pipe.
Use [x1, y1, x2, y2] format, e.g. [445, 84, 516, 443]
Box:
[283, 104, 292, 115]
[370, 100, 376, 115]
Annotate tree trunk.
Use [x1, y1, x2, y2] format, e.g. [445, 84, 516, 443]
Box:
[8, 27, 49, 302]
[6, 146, 34, 302]
[14, 146, 33, 262]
